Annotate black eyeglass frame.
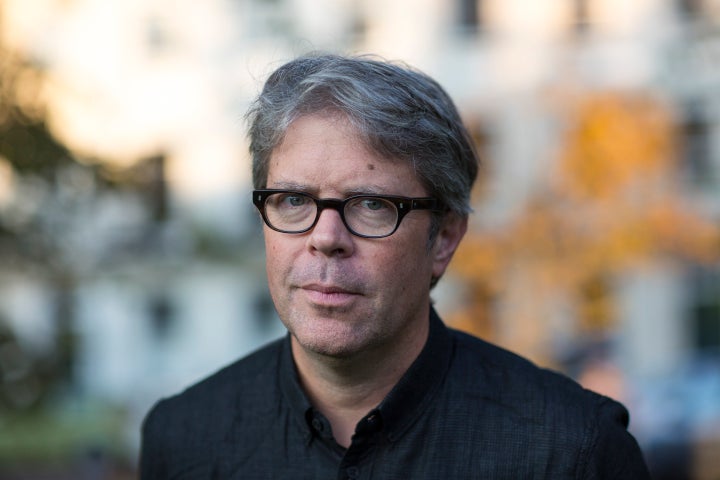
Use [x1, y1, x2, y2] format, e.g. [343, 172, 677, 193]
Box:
[252, 189, 442, 238]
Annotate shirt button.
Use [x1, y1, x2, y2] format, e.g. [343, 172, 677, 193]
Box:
[311, 418, 324, 432]
[346, 466, 360, 479]
[365, 413, 381, 431]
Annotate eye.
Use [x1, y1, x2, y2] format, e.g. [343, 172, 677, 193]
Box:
[277, 193, 309, 207]
[359, 198, 388, 211]
[287, 195, 306, 207]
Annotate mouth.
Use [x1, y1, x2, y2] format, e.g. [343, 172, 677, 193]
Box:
[300, 283, 361, 308]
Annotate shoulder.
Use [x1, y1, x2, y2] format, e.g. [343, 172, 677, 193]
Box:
[447, 327, 621, 424]
[140, 338, 284, 466]
[448, 327, 601, 408]
[444, 328, 650, 478]
[153, 336, 284, 415]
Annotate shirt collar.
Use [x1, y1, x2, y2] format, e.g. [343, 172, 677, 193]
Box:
[278, 333, 315, 443]
[376, 306, 453, 441]
[278, 306, 454, 443]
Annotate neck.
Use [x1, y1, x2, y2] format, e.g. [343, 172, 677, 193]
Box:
[291, 319, 429, 448]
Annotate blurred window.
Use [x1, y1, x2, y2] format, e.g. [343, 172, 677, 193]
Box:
[148, 295, 176, 342]
[457, 0, 482, 35]
[680, 104, 716, 187]
[350, 9, 367, 40]
[572, 0, 590, 35]
[146, 16, 172, 55]
[678, 0, 705, 18]
[689, 265, 720, 353]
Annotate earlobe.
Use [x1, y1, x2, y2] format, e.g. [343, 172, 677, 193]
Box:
[431, 214, 468, 279]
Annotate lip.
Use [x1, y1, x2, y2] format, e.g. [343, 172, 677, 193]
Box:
[300, 283, 361, 308]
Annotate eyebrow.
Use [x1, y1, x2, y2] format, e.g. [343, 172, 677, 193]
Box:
[265, 182, 392, 197]
[266, 181, 310, 191]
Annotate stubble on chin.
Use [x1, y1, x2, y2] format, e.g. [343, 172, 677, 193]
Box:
[284, 304, 380, 360]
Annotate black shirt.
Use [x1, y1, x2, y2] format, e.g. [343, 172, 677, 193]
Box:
[140, 308, 651, 479]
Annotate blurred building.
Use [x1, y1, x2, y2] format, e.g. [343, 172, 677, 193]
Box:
[0, 0, 719, 477]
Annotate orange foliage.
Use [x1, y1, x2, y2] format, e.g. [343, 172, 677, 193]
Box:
[557, 93, 675, 200]
[449, 91, 720, 362]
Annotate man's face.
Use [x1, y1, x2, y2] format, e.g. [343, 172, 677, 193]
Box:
[263, 113, 463, 359]
[265, 115, 464, 357]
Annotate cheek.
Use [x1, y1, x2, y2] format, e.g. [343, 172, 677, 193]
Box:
[264, 235, 289, 283]
[264, 230, 289, 257]
[376, 242, 432, 287]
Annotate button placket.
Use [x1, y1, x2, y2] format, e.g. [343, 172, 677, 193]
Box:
[345, 466, 360, 479]
[311, 417, 324, 432]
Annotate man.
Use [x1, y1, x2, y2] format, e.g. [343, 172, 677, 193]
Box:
[140, 53, 650, 479]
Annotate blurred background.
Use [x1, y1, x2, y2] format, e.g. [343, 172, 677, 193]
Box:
[0, 0, 719, 478]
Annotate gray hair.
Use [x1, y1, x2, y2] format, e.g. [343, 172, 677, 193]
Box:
[246, 53, 479, 219]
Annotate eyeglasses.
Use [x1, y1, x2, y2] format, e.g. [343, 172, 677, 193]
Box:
[253, 189, 441, 238]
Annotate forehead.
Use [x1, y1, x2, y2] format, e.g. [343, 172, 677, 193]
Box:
[267, 114, 426, 196]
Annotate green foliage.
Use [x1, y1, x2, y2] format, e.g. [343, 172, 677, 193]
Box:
[0, 401, 129, 466]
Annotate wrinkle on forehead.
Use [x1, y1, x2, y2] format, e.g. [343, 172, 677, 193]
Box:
[267, 113, 428, 198]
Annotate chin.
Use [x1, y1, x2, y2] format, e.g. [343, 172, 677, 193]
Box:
[291, 322, 376, 360]
[294, 333, 366, 359]
[307, 344, 360, 360]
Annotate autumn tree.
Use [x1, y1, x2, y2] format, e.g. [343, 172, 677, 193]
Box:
[450, 92, 720, 366]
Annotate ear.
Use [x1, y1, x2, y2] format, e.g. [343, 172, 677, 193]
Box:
[431, 213, 468, 281]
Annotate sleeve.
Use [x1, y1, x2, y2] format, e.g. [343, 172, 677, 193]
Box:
[577, 397, 652, 480]
[139, 399, 170, 480]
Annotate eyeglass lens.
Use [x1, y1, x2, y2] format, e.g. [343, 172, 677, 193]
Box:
[264, 192, 398, 237]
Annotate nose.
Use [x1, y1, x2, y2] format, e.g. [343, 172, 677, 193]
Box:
[307, 208, 355, 257]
